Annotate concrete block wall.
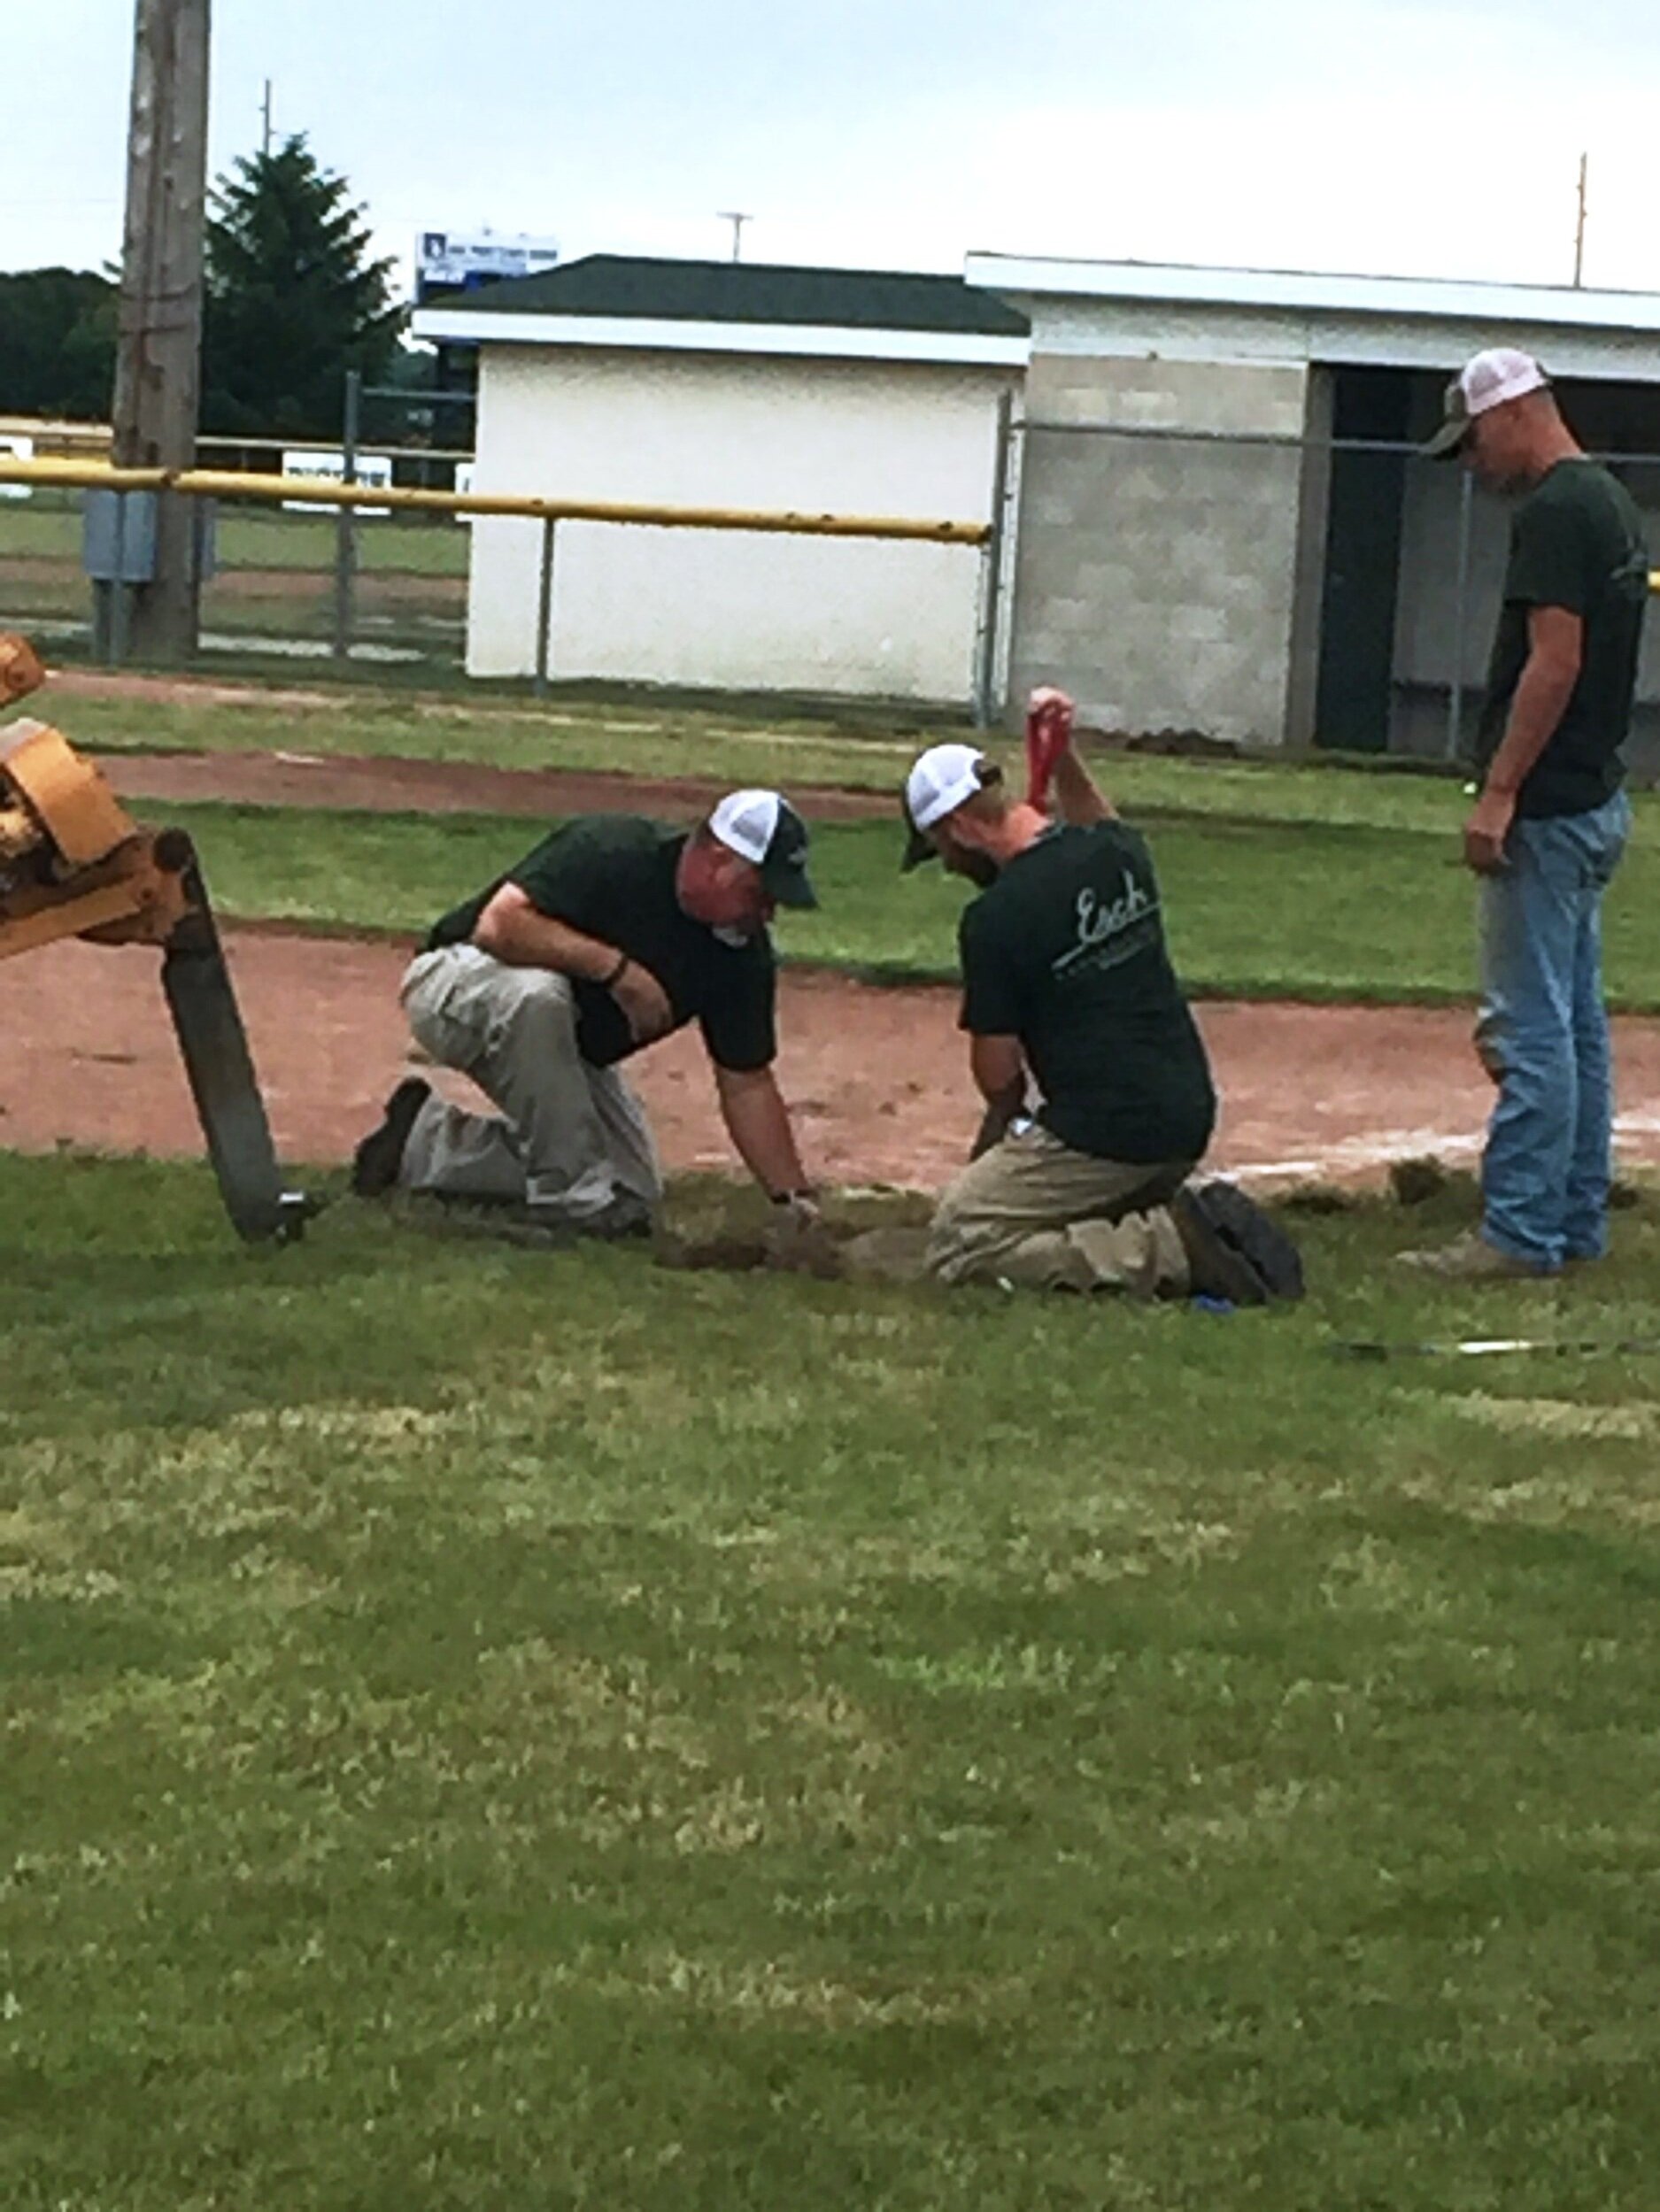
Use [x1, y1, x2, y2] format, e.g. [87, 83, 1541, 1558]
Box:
[1005, 357, 1312, 746]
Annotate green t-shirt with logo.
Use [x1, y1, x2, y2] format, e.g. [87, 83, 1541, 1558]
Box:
[426, 814, 776, 1071]
[1476, 458, 1649, 818]
[957, 821, 1216, 1164]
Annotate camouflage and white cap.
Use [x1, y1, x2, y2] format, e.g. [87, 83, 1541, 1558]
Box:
[1423, 348, 1550, 458]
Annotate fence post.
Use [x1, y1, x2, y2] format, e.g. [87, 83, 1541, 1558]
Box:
[971, 391, 1015, 728]
[110, 493, 131, 670]
[331, 368, 361, 664]
[1446, 466, 1474, 761]
[533, 516, 558, 698]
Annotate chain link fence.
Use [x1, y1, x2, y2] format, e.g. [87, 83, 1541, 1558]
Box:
[0, 433, 474, 682]
[6, 402, 1656, 750]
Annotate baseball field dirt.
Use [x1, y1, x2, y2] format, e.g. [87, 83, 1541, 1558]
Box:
[11, 929, 1660, 1192]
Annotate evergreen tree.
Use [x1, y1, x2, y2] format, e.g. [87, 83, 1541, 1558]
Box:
[202, 134, 403, 439]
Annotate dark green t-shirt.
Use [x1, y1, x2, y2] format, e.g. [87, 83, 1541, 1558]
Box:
[957, 821, 1216, 1165]
[1476, 458, 1649, 818]
[426, 815, 776, 1071]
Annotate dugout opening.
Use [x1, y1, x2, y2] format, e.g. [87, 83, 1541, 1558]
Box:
[1309, 361, 1660, 767]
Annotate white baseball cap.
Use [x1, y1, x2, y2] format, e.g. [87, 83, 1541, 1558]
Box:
[707, 787, 817, 907]
[1422, 348, 1550, 457]
[900, 743, 1001, 870]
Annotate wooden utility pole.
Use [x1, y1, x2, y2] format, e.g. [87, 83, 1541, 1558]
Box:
[112, 0, 212, 663]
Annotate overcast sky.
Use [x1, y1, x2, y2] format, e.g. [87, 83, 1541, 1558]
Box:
[10, 0, 1660, 299]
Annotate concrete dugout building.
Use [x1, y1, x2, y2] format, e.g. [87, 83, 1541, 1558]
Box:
[969, 255, 1660, 759]
[413, 256, 1029, 702]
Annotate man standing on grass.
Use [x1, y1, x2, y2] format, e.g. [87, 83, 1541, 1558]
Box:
[351, 791, 825, 1242]
[898, 713, 1302, 1303]
[1403, 351, 1649, 1281]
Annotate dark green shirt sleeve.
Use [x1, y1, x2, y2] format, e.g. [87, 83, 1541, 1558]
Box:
[958, 900, 1023, 1037]
[1505, 495, 1595, 618]
[698, 938, 777, 1072]
[508, 820, 615, 926]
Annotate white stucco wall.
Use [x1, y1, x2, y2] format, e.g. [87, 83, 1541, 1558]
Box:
[465, 344, 1015, 700]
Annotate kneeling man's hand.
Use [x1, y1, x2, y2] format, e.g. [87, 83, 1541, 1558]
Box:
[611, 960, 674, 1044]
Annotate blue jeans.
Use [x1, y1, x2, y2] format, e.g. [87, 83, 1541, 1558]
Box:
[1476, 789, 1631, 1269]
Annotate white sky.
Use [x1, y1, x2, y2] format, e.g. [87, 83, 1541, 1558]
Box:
[9, 0, 1660, 298]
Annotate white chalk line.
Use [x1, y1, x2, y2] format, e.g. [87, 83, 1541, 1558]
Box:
[1227, 1114, 1660, 1187]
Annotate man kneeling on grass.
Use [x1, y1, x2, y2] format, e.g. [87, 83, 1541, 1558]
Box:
[899, 714, 1302, 1304]
[351, 791, 823, 1242]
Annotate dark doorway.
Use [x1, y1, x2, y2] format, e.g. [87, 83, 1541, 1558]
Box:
[1314, 367, 1415, 751]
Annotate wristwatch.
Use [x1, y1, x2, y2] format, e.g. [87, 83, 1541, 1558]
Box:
[772, 1189, 821, 1224]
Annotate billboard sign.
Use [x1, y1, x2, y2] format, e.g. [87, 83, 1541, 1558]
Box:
[416, 229, 560, 302]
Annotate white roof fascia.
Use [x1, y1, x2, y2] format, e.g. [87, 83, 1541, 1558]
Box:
[964, 252, 1660, 337]
[995, 297, 1660, 383]
[411, 307, 1030, 366]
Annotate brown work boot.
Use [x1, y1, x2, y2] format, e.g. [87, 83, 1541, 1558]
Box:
[1397, 1230, 1550, 1281]
[1172, 1180, 1305, 1306]
[351, 1077, 431, 1197]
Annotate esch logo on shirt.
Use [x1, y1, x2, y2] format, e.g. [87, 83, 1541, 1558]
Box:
[1052, 871, 1160, 978]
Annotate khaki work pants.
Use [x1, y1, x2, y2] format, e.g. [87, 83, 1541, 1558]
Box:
[927, 1122, 1193, 1295]
[395, 945, 661, 1222]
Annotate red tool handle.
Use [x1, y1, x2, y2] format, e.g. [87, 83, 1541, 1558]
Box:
[1024, 686, 1075, 808]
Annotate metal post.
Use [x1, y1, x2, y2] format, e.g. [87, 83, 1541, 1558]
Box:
[533, 516, 558, 697]
[331, 367, 360, 663]
[110, 493, 131, 669]
[971, 391, 1015, 728]
[1446, 467, 1474, 761]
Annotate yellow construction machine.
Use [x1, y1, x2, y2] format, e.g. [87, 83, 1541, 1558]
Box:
[1, 634, 309, 1240]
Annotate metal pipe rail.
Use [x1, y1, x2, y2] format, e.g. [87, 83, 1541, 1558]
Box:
[0, 454, 990, 544]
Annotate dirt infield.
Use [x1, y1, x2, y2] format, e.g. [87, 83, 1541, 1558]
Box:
[11, 674, 1660, 1195]
[11, 927, 1660, 1192]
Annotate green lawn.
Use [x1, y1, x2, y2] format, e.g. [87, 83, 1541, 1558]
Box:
[58, 677, 1489, 824]
[0, 500, 471, 576]
[5, 1150, 1660, 2210]
[143, 795, 1660, 1007]
[59, 684, 962, 788]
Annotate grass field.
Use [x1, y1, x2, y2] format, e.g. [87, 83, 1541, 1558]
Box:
[57, 675, 1641, 1003]
[0, 507, 467, 665]
[137, 792, 1660, 1008]
[9, 678, 1660, 2204]
[58, 680, 1491, 821]
[0, 501, 472, 577]
[6, 1152, 1660, 2211]
[63, 686, 948, 788]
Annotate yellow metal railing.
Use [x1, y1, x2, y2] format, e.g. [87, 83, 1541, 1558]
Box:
[0, 454, 990, 544]
[0, 451, 1003, 709]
